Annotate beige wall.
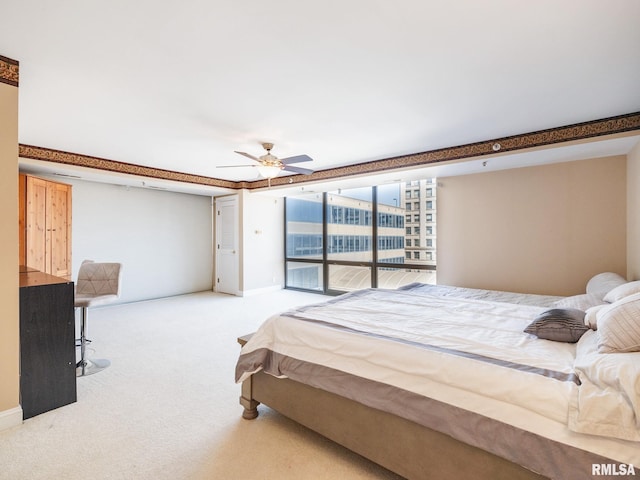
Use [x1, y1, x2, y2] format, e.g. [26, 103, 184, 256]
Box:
[437, 156, 627, 296]
[627, 141, 640, 280]
[0, 79, 20, 419]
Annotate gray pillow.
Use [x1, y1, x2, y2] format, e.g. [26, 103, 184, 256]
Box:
[524, 308, 588, 343]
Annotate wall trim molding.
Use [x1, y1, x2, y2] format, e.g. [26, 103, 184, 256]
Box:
[19, 144, 244, 190]
[0, 406, 23, 432]
[0, 56, 19, 87]
[19, 111, 640, 191]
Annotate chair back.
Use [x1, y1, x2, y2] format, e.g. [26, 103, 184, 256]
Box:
[76, 260, 123, 298]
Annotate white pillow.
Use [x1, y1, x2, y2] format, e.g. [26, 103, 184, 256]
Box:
[585, 272, 627, 299]
[596, 292, 640, 353]
[584, 304, 606, 330]
[603, 280, 640, 303]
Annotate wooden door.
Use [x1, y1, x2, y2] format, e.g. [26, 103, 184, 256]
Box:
[23, 175, 72, 277]
[25, 176, 48, 272]
[49, 182, 72, 278]
[18, 174, 27, 266]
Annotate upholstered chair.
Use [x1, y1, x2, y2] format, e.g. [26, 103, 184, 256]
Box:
[75, 260, 123, 376]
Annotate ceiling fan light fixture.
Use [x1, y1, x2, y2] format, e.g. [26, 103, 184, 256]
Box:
[257, 164, 281, 179]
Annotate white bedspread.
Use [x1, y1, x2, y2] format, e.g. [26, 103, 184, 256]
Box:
[238, 287, 640, 464]
[571, 330, 640, 441]
[240, 288, 577, 419]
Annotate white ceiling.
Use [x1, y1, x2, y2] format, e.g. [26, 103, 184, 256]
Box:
[3, 0, 640, 194]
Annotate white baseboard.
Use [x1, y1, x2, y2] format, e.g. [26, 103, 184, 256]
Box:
[239, 284, 283, 297]
[0, 406, 23, 432]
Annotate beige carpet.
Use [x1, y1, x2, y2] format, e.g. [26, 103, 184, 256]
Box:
[0, 290, 403, 480]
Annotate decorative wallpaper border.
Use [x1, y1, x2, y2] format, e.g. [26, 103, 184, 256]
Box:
[260, 111, 640, 189]
[18, 145, 242, 190]
[19, 111, 640, 191]
[0, 56, 19, 87]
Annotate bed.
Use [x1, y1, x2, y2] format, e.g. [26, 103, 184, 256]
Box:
[235, 274, 640, 479]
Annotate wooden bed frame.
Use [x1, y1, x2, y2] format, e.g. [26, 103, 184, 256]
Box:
[238, 335, 547, 480]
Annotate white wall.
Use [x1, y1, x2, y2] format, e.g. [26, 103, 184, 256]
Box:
[239, 190, 285, 295]
[52, 178, 213, 303]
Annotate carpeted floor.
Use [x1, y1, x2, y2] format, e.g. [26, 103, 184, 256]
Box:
[0, 290, 403, 480]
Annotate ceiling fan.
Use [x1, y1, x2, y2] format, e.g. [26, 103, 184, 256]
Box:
[218, 142, 315, 181]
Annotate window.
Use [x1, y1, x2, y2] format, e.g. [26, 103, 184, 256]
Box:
[426, 239, 433, 247]
[426, 214, 433, 222]
[327, 188, 372, 262]
[426, 201, 433, 210]
[286, 262, 323, 291]
[426, 188, 433, 197]
[286, 196, 323, 260]
[285, 180, 437, 293]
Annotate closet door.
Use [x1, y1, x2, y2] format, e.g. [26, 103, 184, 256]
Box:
[25, 176, 48, 273]
[23, 175, 72, 277]
[49, 182, 72, 278]
[215, 195, 239, 295]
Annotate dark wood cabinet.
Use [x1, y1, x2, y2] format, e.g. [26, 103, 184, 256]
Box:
[19, 267, 76, 419]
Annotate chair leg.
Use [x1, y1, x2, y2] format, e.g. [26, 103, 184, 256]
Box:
[76, 307, 111, 377]
[77, 307, 88, 375]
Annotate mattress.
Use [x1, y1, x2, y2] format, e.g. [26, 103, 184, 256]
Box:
[236, 285, 639, 479]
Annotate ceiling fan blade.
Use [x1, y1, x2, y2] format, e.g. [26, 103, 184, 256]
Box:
[280, 154, 313, 164]
[234, 151, 261, 162]
[283, 165, 315, 175]
[216, 164, 257, 168]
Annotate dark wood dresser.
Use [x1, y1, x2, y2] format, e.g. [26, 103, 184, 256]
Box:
[19, 266, 77, 419]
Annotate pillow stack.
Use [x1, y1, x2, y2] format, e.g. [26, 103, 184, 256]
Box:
[525, 272, 640, 352]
